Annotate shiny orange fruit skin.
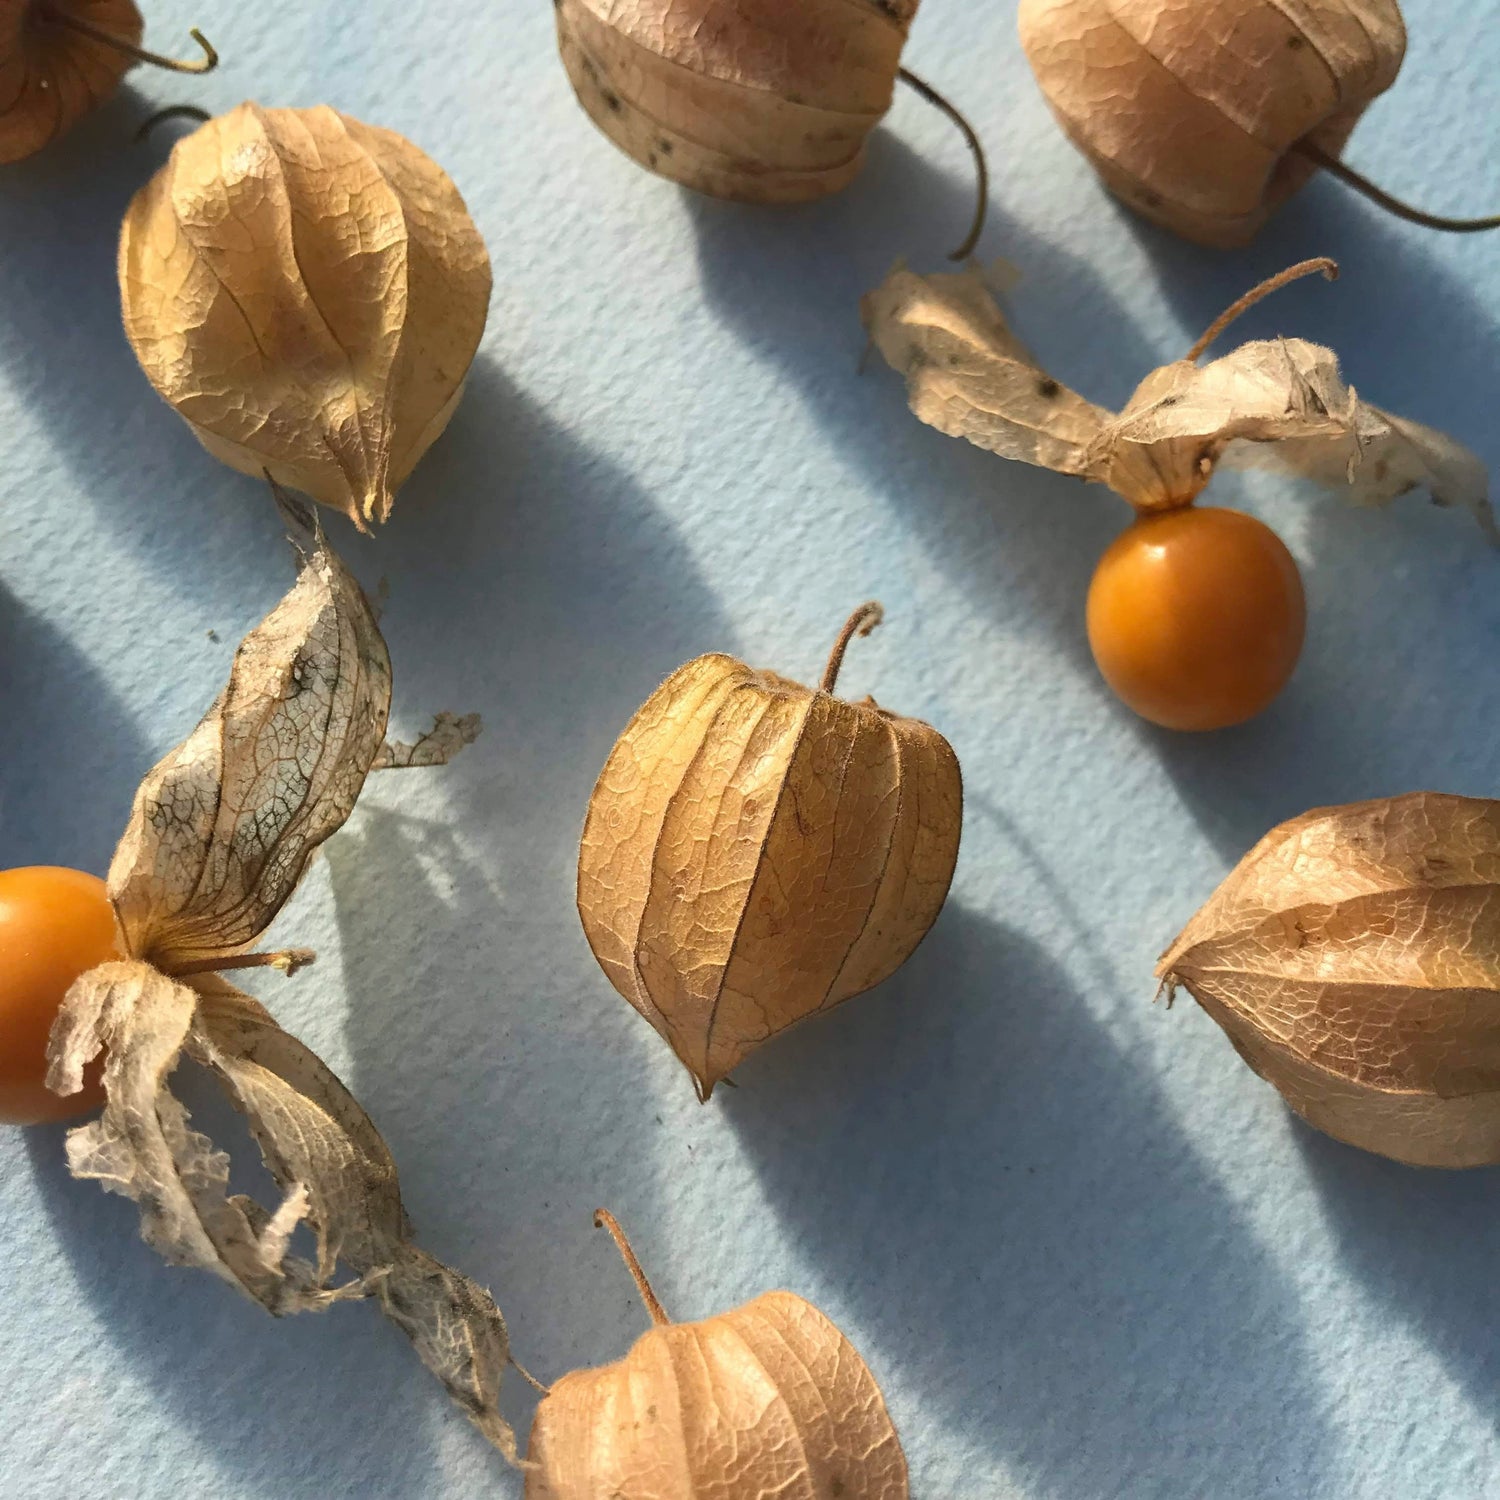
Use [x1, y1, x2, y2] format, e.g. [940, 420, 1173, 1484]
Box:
[1086, 506, 1306, 732]
[0, 867, 124, 1125]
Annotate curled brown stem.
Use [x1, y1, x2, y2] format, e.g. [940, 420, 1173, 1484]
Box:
[134, 104, 211, 143]
[43, 7, 218, 73]
[1297, 140, 1500, 234]
[1186, 258, 1338, 363]
[897, 68, 989, 261]
[821, 602, 885, 695]
[594, 1209, 671, 1328]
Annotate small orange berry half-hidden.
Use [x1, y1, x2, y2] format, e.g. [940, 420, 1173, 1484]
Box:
[1086, 505, 1307, 732]
[0, 866, 124, 1124]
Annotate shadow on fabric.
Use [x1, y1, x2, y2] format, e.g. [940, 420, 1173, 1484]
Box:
[722, 902, 1335, 1499]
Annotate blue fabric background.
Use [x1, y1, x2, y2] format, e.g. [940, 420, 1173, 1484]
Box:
[2, 1, 1498, 1494]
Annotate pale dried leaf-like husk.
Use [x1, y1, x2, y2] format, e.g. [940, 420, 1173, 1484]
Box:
[556, 0, 918, 203]
[108, 515, 392, 971]
[1158, 792, 1500, 1168]
[578, 648, 962, 1098]
[861, 263, 1110, 475]
[1098, 339, 1497, 531]
[48, 964, 516, 1457]
[863, 263, 1493, 531]
[1, 0, 140, 163]
[1018, 0, 1407, 246]
[118, 101, 491, 527]
[526, 1288, 909, 1498]
[373, 711, 484, 769]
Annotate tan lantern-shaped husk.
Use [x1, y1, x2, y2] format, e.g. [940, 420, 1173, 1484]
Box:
[555, 0, 920, 204]
[118, 102, 491, 529]
[1158, 792, 1500, 1168]
[526, 1210, 910, 1498]
[578, 605, 962, 1098]
[1017, 0, 1407, 247]
[1, 0, 141, 162]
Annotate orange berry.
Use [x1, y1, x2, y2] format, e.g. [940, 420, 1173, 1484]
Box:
[0, 867, 124, 1125]
[1086, 506, 1306, 731]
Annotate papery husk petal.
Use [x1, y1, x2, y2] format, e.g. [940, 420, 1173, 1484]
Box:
[1018, 0, 1406, 246]
[526, 1290, 908, 1498]
[1158, 792, 1500, 1167]
[863, 263, 1492, 531]
[1100, 340, 1495, 527]
[0, 0, 140, 163]
[118, 101, 491, 526]
[47, 963, 516, 1457]
[579, 649, 961, 1096]
[861, 264, 1109, 476]
[108, 509, 391, 971]
[555, 0, 917, 203]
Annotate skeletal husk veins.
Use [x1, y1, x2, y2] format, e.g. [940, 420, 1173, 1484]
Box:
[1, 0, 142, 162]
[555, 0, 919, 203]
[577, 605, 962, 1099]
[861, 260, 1494, 535]
[118, 101, 491, 529]
[1017, 0, 1407, 247]
[44, 498, 515, 1458]
[525, 1209, 910, 1498]
[1158, 792, 1500, 1168]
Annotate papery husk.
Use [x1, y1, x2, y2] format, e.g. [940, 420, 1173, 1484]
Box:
[526, 1213, 909, 1498]
[1158, 792, 1500, 1168]
[1017, 0, 1406, 247]
[1, 0, 141, 162]
[577, 626, 961, 1099]
[108, 508, 391, 971]
[118, 101, 491, 528]
[45, 497, 515, 1457]
[862, 263, 1495, 534]
[49, 964, 516, 1458]
[555, 0, 918, 203]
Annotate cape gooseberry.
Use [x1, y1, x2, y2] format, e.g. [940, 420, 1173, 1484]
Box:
[555, 0, 989, 257]
[577, 603, 962, 1098]
[0, 0, 215, 164]
[1018, 0, 1500, 247]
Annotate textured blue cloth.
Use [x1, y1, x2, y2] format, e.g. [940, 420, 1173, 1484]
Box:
[2, 1, 1498, 1494]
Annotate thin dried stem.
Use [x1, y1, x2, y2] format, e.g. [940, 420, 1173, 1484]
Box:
[897, 68, 989, 261]
[42, 8, 219, 74]
[134, 104, 211, 143]
[594, 1209, 671, 1327]
[1186, 258, 1338, 364]
[171, 949, 318, 978]
[1297, 140, 1500, 234]
[821, 602, 885, 695]
[510, 1356, 551, 1397]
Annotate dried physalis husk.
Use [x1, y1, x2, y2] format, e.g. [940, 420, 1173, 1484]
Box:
[557, 0, 919, 204]
[578, 603, 962, 1099]
[119, 101, 491, 529]
[2, 0, 138, 161]
[527, 1210, 909, 1498]
[1, 2, 217, 164]
[1158, 792, 1500, 1168]
[863, 258, 1495, 534]
[1018, 0, 1406, 247]
[45, 490, 517, 1459]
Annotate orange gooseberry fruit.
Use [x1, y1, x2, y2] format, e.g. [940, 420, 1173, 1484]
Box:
[0, 866, 124, 1125]
[1086, 505, 1306, 732]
